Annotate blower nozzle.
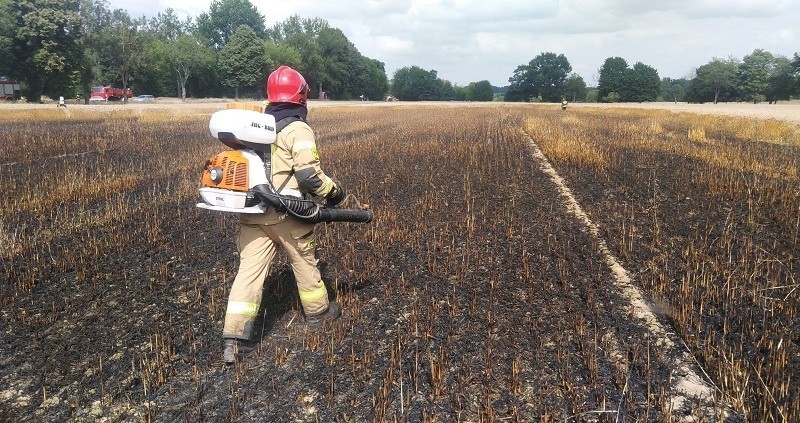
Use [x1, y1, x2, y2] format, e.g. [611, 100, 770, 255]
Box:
[251, 184, 373, 223]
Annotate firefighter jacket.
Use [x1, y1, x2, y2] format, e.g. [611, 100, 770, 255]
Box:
[242, 119, 334, 225]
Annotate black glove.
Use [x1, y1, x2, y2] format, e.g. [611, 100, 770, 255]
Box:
[326, 180, 346, 207]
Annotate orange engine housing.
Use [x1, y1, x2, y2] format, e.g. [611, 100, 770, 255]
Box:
[201, 151, 250, 192]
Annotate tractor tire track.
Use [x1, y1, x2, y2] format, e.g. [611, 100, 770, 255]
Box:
[526, 135, 736, 421]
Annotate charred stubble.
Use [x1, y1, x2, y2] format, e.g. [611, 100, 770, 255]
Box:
[0, 104, 796, 421]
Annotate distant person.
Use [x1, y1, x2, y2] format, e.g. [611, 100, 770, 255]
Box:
[561, 98, 568, 111]
[57, 96, 66, 108]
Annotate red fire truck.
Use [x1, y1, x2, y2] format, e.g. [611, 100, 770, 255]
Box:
[89, 86, 133, 101]
[1, 78, 21, 101]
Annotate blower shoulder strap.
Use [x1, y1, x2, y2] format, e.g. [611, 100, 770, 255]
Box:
[272, 115, 302, 196]
[275, 116, 303, 133]
[274, 168, 295, 195]
[261, 116, 301, 186]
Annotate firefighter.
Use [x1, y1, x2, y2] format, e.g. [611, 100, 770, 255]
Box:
[561, 97, 568, 111]
[222, 66, 345, 364]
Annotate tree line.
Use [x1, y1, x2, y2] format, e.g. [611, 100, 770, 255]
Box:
[1, 0, 799, 103]
[684, 50, 799, 103]
[0, 0, 393, 102]
[503, 50, 800, 103]
[390, 67, 494, 101]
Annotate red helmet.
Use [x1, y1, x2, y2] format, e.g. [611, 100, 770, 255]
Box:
[266, 66, 308, 105]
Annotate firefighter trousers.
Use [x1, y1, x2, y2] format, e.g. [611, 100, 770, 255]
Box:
[222, 215, 329, 340]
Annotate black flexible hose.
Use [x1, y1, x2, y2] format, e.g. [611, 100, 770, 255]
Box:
[251, 184, 373, 223]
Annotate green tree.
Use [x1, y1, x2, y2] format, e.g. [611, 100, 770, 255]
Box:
[624, 62, 660, 102]
[2, 0, 84, 102]
[793, 53, 800, 97]
[98, 9, 147, 100]
[158, 35, 214, 100]
[264, 42, 301, 71]
[563, 73, 587, 102]
[196, 0, 265, 48]
[81, 4, 149, 98]
[130, 7, 210, 98]
[738, 49, 773, 103]
[765, 55, 794, 103]
[687, 57, 738, 103]
[531, 53, 572, 102]
[185, 60, 221, 98]
[505, 52, 572, 102]
[266, 16, 387, 101]
[453, 85, 467, 101]
[438, 79, 457, 100]
[0, 0, 15, 75]
[597, 57, 628, 102]
[79, 0, 110, 99]
[266, 15, 328, 43]
[463, 82, 476, 100]
[504, 63, 535, 101]
[218, 24, 266, 98]
[585, 88, 598, 103]
[148, 8, 190, 41]
[267, 16, 329, 98]
[660, 77, 689, 102]
[317, 26, 361, 99]
[465, 80, 494, 101]
[391, 66, 441, 101]
[136, 42, 171, 96]
[362, 59, 389, 101]
[671, 84, 685, 103]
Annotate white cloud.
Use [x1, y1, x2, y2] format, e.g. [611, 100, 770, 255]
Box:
[406, 0, 558, 23]
[119, 0, 206, 19]
[686, 0, 796, 18]
[374, 36, 415, 55]
[776, 29, 795, 45]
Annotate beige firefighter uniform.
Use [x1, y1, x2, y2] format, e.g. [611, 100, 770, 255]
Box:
[222, 120, 337, 340]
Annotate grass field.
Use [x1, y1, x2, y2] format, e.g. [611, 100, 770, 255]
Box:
[1, 102, 798, 421]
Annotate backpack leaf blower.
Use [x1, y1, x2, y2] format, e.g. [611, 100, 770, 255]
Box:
[196, 107, 373, 224]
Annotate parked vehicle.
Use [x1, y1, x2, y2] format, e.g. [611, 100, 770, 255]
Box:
[133, 94, 155, 102]
[89, 86, 133, 101]
[1, 77, 21, 101]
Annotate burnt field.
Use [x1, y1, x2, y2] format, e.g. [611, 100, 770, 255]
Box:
[0, 104, 798, 422]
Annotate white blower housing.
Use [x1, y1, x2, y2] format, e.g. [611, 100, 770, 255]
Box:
[197, 108, 277, 213]
[208, 108, 277, 146]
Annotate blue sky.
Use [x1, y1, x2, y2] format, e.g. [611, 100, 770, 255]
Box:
[109, 0, 800, 86]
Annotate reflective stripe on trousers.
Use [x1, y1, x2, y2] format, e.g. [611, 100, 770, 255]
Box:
[226, 301, 259, 317]
[299, 284, 327, 305]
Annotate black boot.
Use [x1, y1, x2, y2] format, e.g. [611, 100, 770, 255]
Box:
[223, 338, 255, 364]
[305, 301, 341, 329]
